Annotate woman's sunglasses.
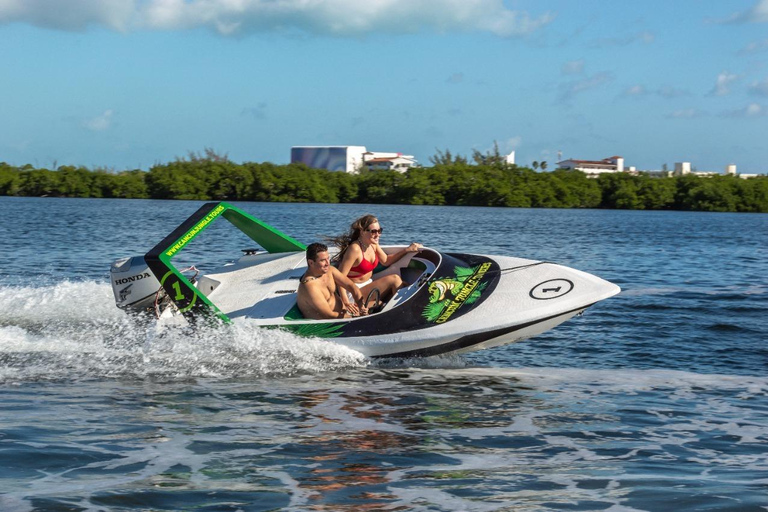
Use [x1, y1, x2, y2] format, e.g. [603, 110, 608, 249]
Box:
[365, 228, 383, 235]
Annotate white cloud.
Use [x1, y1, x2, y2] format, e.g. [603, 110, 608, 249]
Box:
[710, 72, 738, 96]
[0, 0, 554, 37]
[723, 0, 768, 23]
[83, 110, 114, 131]
[558, 72, 613, 103]
[620, 84, 689, 99]
[624, 85, 647, 96]
[722, 103, 767, 118]
[748, 79, 768, 96]
[0, 0, 135, 31]
[746, 103, 765, 115]
[739, 38, 768, 54]
[657, 85, 688, 98]
[589, 31, 655, 48]
[667, 108, 705, 119]
[561, 59, 584, 75]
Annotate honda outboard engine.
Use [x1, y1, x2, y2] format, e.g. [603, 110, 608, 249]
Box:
[110, 256, 162, 313]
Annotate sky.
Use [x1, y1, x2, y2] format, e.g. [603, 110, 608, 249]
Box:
[1, 0, 767, 173]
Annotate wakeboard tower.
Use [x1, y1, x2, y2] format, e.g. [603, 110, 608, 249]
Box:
[110, 202, 620, 358]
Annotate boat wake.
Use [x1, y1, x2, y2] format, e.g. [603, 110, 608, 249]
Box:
[0, 281, 369, 383]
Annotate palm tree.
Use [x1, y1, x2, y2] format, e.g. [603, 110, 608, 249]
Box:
[540, 161, 548, 171]
[532, 161, 539, 170]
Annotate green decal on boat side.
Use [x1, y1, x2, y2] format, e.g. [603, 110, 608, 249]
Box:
[281, 322, 345, 338]
[423, 262, 492, 324]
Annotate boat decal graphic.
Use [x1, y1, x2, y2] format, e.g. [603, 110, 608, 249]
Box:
[281, 322, 345, 338]
[423, 262, 492, 324]
[165, 204, 226, 258]
[529, 279, 574, 300]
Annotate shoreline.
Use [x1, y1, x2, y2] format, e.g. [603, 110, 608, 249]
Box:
[2, 161, 767, 213]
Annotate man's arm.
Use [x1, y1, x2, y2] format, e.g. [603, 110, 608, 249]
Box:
[331, 267, 367, 315]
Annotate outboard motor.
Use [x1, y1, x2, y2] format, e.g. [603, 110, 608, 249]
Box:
[110, 256, 162, 313]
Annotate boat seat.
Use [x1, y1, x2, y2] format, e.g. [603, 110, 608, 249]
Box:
[400, 258, 427, 285]
[284, 303, 305, 321]
[282, 253, 433, 321]
[379, 257, 435, 314]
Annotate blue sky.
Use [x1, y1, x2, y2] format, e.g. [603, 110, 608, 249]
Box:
[1, 0, 767, 173]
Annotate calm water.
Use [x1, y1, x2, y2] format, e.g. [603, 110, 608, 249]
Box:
[0, 196, 766, 511]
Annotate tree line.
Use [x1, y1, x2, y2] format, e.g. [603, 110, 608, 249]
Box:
[1, 151, 766, 213]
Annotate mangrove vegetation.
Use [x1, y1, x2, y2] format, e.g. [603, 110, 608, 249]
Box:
[1, 151, 766, 213]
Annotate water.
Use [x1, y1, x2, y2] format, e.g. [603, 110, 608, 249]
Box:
[0, 196, 766, 511]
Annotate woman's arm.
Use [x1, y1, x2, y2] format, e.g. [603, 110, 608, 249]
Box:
[380, 243, 422, 267]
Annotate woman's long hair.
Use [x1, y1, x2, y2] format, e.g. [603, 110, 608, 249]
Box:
[328, 214, 378, 262]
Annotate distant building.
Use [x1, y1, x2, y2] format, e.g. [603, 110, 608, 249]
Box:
[674, 162, 720, 178]
[638, 169, 672, 178]
[290, 146, 418, 173]
[723, 164, 758, 179]
[364, 154, 419, 173]
[291, 146, 366, 173]
[555, 157, 764, 179]
[557, 156, 625, 178]
[670, 161, 763, 179]
[674, 162, 691, 176]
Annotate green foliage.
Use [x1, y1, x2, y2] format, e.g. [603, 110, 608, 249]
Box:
[429, 148, 469, 166]
[20, 169, 61, 196]
[0, 152, 765, 213]
[356, 169, 405, 204]
[0, 162, 22, 195]
[471, 141, 510, 168]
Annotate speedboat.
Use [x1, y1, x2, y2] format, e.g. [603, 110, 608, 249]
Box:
[110, 202, 620, 358]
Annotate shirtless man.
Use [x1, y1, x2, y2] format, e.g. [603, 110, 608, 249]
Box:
[297, 243, 368, 320]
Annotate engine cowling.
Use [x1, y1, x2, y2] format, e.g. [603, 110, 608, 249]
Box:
[110, 256, 161, 312]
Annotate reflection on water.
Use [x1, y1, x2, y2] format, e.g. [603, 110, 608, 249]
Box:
[2, 368, 767, 511]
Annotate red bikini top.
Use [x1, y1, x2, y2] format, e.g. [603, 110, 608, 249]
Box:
[349, 250, 379, 276]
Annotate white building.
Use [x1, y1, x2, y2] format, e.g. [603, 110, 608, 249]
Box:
[290, 146, 366, 173]
[673, 162, 721, 178]
[722, 164, 757, 179]
[557, 156, 625, 178]
[364, 154, 419, 173]
[290, 146, 418, 173]
[674, 162, 691, 176]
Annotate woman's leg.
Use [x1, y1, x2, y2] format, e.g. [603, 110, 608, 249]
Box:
[360, 274, 402, 306]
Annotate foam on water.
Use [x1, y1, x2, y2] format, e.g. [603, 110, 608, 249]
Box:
[0, 281, 367, 383]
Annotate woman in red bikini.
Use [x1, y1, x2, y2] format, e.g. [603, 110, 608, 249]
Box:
[331, 214, 422, 310]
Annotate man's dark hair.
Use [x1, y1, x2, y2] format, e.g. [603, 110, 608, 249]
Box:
[306, 242, 328, 261]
